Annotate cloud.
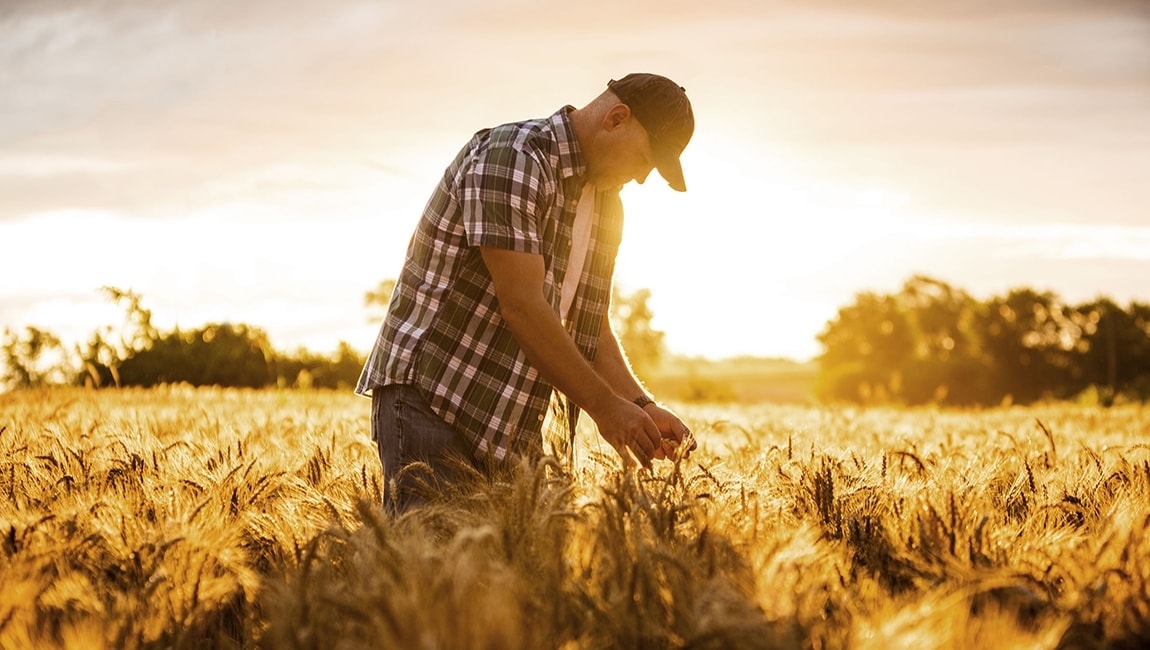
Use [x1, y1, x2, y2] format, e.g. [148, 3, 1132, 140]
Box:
[929, 223, 1150, 261]
[1, 0, 1148, 227]
[0, 0, 434, 218]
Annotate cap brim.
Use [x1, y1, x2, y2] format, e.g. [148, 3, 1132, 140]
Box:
[656, 156, 686, 192]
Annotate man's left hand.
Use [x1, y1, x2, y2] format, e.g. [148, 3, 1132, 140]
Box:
[641, 403, 696, 461]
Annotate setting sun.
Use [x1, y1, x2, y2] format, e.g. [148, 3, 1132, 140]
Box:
[618, 129, 925, 360]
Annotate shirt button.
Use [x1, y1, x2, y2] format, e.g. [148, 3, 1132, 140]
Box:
[537, 414, 545, 422]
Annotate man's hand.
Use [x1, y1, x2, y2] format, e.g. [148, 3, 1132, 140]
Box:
[642, 403, 696, 460]
[477, 246, 695, 468]
[593, 399, 696, 468]
[591, 396, 664, 469]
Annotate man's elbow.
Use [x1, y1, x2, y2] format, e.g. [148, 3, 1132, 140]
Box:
[496, 295, 538, 332]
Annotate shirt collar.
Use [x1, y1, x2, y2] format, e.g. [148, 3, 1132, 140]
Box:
[550, 105, 586, 182]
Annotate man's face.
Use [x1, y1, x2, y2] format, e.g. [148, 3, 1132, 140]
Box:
[588, 111, 656, 189]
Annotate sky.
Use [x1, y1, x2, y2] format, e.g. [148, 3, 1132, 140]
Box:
[2, 0, 1149, 362]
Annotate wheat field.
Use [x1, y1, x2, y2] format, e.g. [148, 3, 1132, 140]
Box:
[1, 387, 1148, 649]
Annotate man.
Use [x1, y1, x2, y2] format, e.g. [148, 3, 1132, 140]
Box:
[357, 73, 696, 510]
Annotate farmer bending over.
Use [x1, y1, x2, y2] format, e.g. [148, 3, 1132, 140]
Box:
[356, 73, 697, 511]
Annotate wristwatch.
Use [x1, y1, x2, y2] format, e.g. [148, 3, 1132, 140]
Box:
[632, 394, 656, 409]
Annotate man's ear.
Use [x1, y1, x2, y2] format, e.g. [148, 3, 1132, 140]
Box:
[603, 103, 632, 130]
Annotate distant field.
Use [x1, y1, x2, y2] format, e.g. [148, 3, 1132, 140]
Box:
[646, 356, 818, 404]
[2, 387, 1149, 648]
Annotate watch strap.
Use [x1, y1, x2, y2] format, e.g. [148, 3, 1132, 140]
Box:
[632, 394, 656, 409]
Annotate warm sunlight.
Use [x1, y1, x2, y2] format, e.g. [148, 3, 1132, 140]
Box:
[618, 130, 919, 361]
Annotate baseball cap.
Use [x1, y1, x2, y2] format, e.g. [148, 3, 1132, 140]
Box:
[607, 73, 694, 192]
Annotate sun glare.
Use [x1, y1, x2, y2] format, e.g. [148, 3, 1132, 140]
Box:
[617, 131, 918, 360]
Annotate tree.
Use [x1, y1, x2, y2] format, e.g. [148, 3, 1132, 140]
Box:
[71, 286, 161, 388]
[895, 276, 989, 405]
[1072, 299, 1150, 403]
[816, 291, 914, 402]
[813, 276, 1140, 406]
[272, 341, 365, 390]
[118, 323, 273, 388]
[100, 286, 159, 354]
[1, 326, 71, 389]
[610, 287, 666, 381]
[981, 289, 1078, 403]
[75, 328, 121, 388]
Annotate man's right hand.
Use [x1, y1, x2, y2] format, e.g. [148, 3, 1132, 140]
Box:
[590, 396, 664, 469]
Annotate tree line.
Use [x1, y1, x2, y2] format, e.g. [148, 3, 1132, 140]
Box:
[816, 275, 1150, 406]
[2, 287, 366, 391]
[1, 283, 666, 392]
[12, 276, 1143, 406]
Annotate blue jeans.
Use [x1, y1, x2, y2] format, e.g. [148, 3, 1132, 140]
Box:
[370, 384, 483, 512]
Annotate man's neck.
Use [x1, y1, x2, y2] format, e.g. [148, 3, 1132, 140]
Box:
[570, 104, 611, 184]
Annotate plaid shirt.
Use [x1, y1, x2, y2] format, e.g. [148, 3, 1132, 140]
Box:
[356, 107, 624, 462]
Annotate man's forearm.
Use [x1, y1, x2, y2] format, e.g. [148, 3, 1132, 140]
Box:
[591, 318, 648, 401]
[480, 246, 664, 466]
[498, 292, 621, 417]
[592, 312, 695, 459]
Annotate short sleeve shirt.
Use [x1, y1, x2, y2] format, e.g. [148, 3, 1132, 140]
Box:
[355, 107, 624, 462]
